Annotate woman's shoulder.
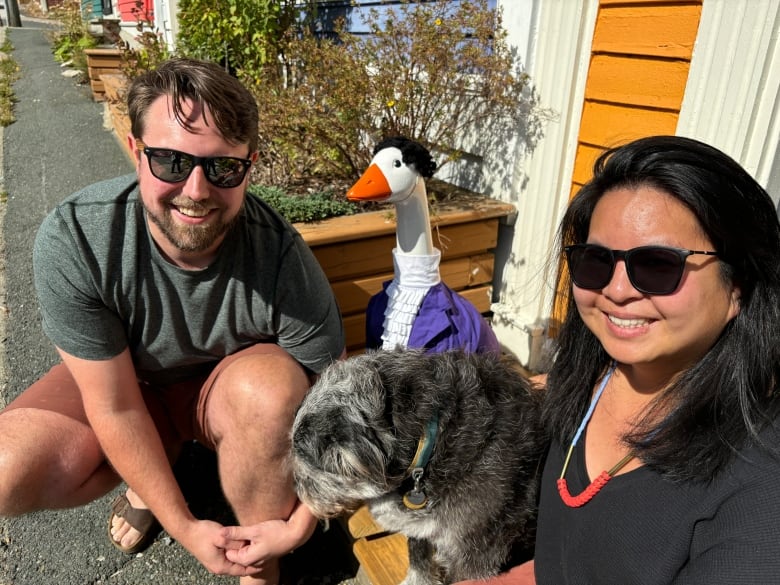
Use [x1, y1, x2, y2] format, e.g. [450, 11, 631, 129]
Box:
[707, 417, 780, 508]
[736, 417, 780, 472]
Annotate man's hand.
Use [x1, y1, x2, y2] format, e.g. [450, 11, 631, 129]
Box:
[219, 501, 318, 568]
[178, 518, 262, 577]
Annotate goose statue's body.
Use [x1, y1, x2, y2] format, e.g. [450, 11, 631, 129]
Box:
[347, 136, 499, 354]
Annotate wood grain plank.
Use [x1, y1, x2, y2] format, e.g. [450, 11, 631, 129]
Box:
[311, 219, 501, 282]
[353, 533, 408, 585]
[585, 54, 689, 110]
[331, 254, 495, 316]
[592, 4, 702, 60]
[578, 101, 679, 148]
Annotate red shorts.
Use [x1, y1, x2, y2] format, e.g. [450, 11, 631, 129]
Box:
[1, 344, 282, 451]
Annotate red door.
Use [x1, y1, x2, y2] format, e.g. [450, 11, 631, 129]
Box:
[117, 0, 154, 23]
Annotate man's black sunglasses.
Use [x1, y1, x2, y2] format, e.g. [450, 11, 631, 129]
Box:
[564, 244, 719, 296]
[137, 142, 252, 188]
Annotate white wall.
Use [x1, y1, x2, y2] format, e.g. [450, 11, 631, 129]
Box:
[491, 0, 598, 370]
[677, 0, 780, 206]
[153, 0, 178, 50]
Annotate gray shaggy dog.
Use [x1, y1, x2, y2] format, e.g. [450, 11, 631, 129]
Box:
[291, 349, 546, 585]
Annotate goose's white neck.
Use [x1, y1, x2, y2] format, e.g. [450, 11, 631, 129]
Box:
[394, 175, 435, 256]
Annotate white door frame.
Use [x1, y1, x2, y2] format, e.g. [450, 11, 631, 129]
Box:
[678, 0, 780, 205]
[152, 0, 178, 51]
[492, 0, 599, 369]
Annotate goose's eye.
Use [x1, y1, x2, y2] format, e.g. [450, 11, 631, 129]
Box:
[393, 159, 402, 168]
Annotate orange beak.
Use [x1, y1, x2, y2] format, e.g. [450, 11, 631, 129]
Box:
[346, 164, 392, 201]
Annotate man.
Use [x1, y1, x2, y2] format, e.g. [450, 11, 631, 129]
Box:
[0, 58, 345, 584]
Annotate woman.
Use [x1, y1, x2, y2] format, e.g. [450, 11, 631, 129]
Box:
[459, 135, 780, 584]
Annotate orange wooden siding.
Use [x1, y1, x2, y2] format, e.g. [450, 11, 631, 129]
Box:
[590, 3, 702, 59]
[570, 1, 703, 194]
[554, 1, 703, 326]
[585, 55, 690, 109]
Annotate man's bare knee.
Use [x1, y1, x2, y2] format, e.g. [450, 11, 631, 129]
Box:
[208, 351, 310, 441]
[0, 408, 107, 515]
[0, 411, 49, 515]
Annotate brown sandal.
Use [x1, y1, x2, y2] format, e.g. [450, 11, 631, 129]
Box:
[107, 493, 161, 554]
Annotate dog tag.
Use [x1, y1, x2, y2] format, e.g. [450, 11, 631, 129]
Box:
[403, 489, 427, 509]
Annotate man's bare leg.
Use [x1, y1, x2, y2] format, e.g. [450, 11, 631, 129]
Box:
[0, 408, 119, 514]
[205, 346, 310, 585]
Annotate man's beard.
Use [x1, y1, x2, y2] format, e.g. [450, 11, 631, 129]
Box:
[143, 199, 242, 252]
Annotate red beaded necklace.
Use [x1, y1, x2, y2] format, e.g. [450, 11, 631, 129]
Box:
[557, 363, 635, 508]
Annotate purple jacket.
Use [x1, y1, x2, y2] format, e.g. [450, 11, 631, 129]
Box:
[365, 281, 500, 354]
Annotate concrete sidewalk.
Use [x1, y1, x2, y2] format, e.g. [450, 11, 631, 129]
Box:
[0, 22, 358, 585]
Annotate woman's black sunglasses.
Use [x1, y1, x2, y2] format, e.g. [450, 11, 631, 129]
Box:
[564, 244, 719, 295]
[137, 142, 252, 188]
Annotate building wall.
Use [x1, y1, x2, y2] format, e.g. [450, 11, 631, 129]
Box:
[677, 0, 780, 203]
[494, 0, 780, 370]
[571, 0, 702, 195]
[117, 0, 152, 21]
[81, 0, 106, 18]
[491, 0, 705, 369]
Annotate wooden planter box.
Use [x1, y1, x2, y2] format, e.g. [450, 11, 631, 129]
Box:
[100, 72, 133, 159]
[295, 197, 516, 354]
[84, 47, 123, 101]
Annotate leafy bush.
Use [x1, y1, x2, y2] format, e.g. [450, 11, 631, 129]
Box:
[47, 0, 99, 76]
[118, 1, 171, 78]
[248, 0, 542, 189]
[176, 0, 316, 79]
[0, 39, 20, 127]
[85, 0, 543, 222]
[249, 185, 359, 223]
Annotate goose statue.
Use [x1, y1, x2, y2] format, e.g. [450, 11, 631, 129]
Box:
[346, 136, 499, 354]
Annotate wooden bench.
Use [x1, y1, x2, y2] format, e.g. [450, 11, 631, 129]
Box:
[343, 505, 408, 585]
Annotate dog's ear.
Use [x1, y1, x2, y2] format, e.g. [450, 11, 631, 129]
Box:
[375, 350, 446, 443]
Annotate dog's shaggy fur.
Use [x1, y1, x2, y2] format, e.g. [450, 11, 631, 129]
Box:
[291, 349, 547, 585]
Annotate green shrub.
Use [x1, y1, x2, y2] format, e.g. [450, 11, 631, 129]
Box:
[47, 0, 99, 76]
[249, 185, 359, 223]
[0, 39, 20, 127]
[249, 0, 543, 189]
[175, 0, 316, 80]
[103, 0, 543, 222]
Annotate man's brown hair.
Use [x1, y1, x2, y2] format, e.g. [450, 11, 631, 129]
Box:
[127, 57, 259, 152]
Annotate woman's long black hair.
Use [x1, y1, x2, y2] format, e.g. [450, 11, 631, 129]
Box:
[544, 135, 780, 481]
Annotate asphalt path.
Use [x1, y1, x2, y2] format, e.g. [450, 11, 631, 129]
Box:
[0, 22, 357, 585]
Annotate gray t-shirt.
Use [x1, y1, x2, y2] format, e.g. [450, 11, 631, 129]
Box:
[33, 175, 344, 385]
